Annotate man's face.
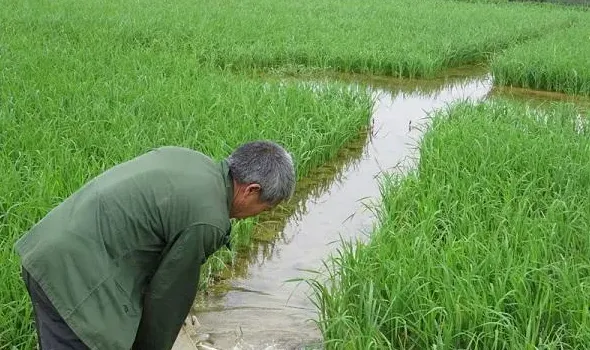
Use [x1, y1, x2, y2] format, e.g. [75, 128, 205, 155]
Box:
[231, 183, 275, 219]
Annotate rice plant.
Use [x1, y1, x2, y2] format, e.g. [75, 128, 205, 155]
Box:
[492, 21, 590, 96]
[306, 99, 590, 349]
[0, 0, 583, 80]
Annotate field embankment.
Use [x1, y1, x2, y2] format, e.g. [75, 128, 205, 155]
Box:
[308, 99, 590, 349]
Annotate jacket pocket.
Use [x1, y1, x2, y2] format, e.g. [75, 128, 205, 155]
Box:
[111, 252, 159, 316]
[113, 278, 140, 317]
[112, 262, 144, 317]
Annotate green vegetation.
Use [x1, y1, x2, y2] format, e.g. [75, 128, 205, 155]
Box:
[509, 0, 589, 6]
[492, 21, 590, 96]
[307, 99, 590, 348]
[455, 0, 589, 5]
[0, 0, 583, 80]
[0, 67, 371, 347]
[3, 0, 590, 347]
[0, 23, 373, 349]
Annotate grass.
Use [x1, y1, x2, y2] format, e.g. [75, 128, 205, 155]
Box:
[306, 99, 590, 349]
[455, 0, 589, 5]
[2, 0, 590, 347]
[0, 0, 584, 80]
[506, 0, 589, 6]
[492, 20, 590, 96]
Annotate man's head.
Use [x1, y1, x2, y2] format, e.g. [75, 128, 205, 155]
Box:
[226, 140, 295, 219]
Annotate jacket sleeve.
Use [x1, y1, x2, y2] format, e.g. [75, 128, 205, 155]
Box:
[132, 223, 224, 350]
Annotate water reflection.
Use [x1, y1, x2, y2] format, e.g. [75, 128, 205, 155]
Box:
[224, 66, 494, 271]
[239, 129, 370, 272]
[201, 127, 370, 289]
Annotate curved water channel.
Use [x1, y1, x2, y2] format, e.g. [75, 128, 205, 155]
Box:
[171, 69, 584, 350]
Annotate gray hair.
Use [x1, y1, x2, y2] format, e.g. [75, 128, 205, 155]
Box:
[226, 140, 295, 205]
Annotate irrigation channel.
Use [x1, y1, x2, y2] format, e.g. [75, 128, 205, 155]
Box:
[170, 69, 579, 350]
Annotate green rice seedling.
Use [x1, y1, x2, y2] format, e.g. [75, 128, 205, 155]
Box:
[0, 0, 583, 80]
[306, 99, 590, 349]
[492, 20, 590, 96]
[452, 0, 589, 5]
[1, 0, 587, 347]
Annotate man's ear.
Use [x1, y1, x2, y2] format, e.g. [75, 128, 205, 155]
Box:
[245, 183, 261, 195]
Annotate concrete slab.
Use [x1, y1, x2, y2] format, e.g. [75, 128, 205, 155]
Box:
[171, 325, 198, 350]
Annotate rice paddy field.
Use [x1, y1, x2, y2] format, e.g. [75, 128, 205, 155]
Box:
[2, 0, 590, 347]
[309, 99, 590, 349]
[492, 20, 590, 96]
[0, 0, 586, 79]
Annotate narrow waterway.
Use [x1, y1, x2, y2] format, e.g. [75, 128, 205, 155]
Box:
[174, 73, 494, 349]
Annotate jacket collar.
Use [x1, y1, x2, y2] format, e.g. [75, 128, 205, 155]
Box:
[220, 159, 234, 213]
[220, 159, 234, 250]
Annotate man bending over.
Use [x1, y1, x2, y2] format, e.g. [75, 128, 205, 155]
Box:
[15, 140, 296, 350]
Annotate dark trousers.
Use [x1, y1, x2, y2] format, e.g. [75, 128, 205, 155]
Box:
[21, 267, 90, 350]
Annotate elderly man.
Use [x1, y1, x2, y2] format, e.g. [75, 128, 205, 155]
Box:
[14, 140, 295, 350]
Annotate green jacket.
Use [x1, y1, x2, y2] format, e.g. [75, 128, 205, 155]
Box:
[14, 146, 233, 350]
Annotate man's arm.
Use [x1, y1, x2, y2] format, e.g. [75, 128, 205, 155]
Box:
[132, 223, 224, 350]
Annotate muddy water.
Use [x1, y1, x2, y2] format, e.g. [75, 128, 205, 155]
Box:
[178, 74, 494, 350]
